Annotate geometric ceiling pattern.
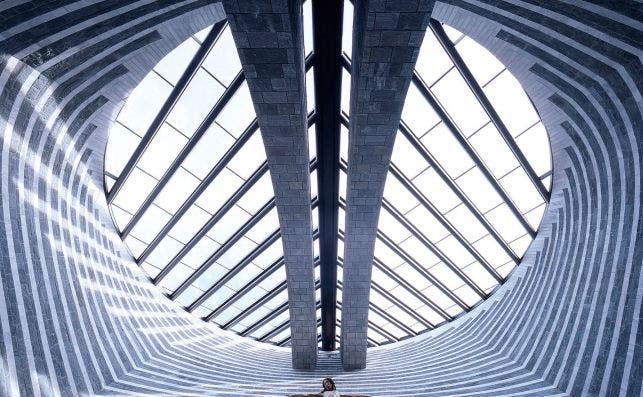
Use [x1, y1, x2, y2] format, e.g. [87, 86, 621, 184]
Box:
[104, 1, 551, 348]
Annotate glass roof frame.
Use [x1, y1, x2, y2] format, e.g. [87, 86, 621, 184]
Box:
[103, 4, 552, 348]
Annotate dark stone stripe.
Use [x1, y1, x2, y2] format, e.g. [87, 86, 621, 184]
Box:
[0, 0, 78, 32]
[21, 0, 211, 67]
[1, 0, 141, 56]
[519, 0, 642, 49]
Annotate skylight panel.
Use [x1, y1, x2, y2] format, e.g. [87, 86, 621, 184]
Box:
[412, 168, 459, 214]
[524, 202, 547, 230]
[468, 123, 519, 179]
[455, 167, 503, 214]
[435, 235, 475, 269]
[166, 69, 225, 137]
[145, 236, 184, 270]
[398, 236, 440, 269]
[484, 203, 526, 244]
[116, 71, 172, 136]
[168, 204, 211, 244]
[401, 84, 440, 136]
[462, 261, 497, 291]
[420, 122, 475, 179]
[201, 27, 242, 87]
[430, 68, 488, 135]
[181, 236, 220, 269]
[174, 285, 203, 307]
[225, 130, 266, 179]
[136, 123, 188, 179]
[383, 176, 420, 214]
[155, 167, 200, 214]
[483, 70, 540, 136]
[499, 167, 543, 214]
[123, 235, 146, 258]
[109, 203, 133, 231]
[394, 262, 432, 290]
[415, 29, 453, 86]
[509, 234, 532, 258]
[454, 36, 504, 86]
[182, 123, 234, 179]
[444, 203, 487, 243]
[206, 205, 252, 243]
[246, 208, 280, 243]
[194, 168, 244, 214]
[104, 123, 140, 178]
[154, 37, 200, 85]
[342, 0, 353, 57]
[390, 131, 430, 179]
[159, 262, 195, 292]
[378, 208, 411, 244]
[192, 262, 228, 291]
[216, 237, 258, 269]
[112, 168, 157, 214]
[252, 238, 284, 269]
[215, 82, 255, 137]
[404, 205, 449, 242]
[128, 205, 172, 244]
[236, 172, 274, 215]
[515, 122, 552, 178]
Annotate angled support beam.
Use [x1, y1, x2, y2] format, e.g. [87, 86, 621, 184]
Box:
[223, 1, 317, 368]
[122, 71, 246, 240]
[340, 1, 434, 369]
[429, 20, 549, 201]
[311, 0, 343, 351]
[381, 198, 488, 298]
[107, 21, 226, 204]
[410, 74, 536, 239]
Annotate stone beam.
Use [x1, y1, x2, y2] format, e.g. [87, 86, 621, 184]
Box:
[222, 0, 317, 369]
[340, 0, 434, 370]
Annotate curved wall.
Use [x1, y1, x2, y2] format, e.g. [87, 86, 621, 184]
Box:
[0, 1, 640, 396]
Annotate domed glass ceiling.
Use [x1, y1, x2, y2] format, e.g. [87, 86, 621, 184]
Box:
[104, 1, 551, 348]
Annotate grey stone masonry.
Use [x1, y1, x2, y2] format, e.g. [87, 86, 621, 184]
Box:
[340, 0, 435, 370]
[222, 0, 318, 369]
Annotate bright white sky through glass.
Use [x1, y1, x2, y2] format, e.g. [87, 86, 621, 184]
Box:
[104, 8, 552, 348]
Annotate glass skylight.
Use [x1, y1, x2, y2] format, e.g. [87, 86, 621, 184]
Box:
[104, 8, 551, 348]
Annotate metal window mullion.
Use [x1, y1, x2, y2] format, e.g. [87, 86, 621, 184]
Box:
[253, 287, 322, 341]
[381, 198, 488, 298]
[189, 229, 282, 313]
[337, 279, 416, 337]
[409, 74, 536, 239]
[338, 197, 458, 317]
[107, 21, 227, 204]
[198, 226, 321, 319]
[377, 229, 470, 312]
[336, 301, 398, 343]
[388, 163, 505, 282]
[136, 119, 260, 265]
[169, 198, 277, 300]
[120, 70, 246, 238]
[150, 160, 269, 282]
[372, 256, 447, 324]
[429, 20, 549, 201]
[234, 268, 321, 334]
[203, 257, 283, 321]
[336, 232, 438, 328]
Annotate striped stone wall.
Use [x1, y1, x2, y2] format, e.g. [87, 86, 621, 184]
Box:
[0, 1, 640, 396]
